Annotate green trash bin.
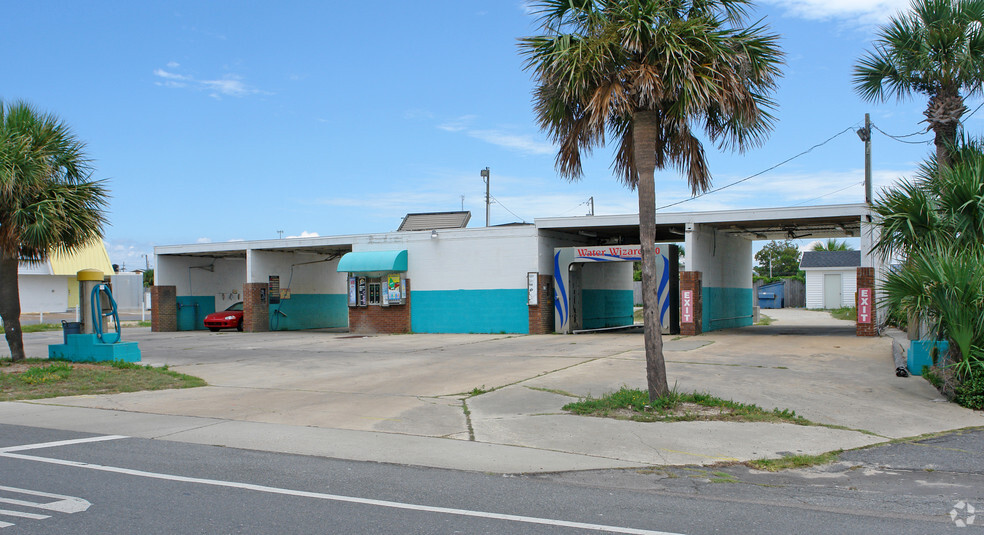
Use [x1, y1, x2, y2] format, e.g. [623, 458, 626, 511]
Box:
[62, 320, 82, 344]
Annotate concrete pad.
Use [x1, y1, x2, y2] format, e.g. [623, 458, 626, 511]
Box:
[8, 309, 984, 474]
[0, 402, 639, 473]
[471, 415, 885, 466]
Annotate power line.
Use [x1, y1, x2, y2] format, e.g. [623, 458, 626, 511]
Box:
[871, 124, 931, 145]
[656, 126, 856, 210]
[963, 100, 984, 123]
[488, 193, 527, 223]
[791, 181, 865, 206]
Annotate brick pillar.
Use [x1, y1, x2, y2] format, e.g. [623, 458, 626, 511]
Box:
[856, 267, 877, 337]
[243, 282, 270, 332]
[528, 274, 554, 334]
[679, 271, 702, 336]
[151, 285, 177, 332]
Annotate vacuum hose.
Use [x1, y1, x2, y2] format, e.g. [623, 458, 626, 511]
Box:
[90, 284, 122, 344]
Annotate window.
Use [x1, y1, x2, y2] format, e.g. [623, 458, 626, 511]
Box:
[368, 281, 381, 305]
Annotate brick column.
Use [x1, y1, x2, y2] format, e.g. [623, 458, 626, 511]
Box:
[151, 285, 176, 332]
[679, 271, 702, 336]
[243, 282, 270, 332]
[528, 274, 554, 335]
[856, 267, 877, 337]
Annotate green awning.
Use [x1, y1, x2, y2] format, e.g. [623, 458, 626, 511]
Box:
[337, 250, 408, 274]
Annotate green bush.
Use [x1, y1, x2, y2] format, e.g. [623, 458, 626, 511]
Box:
[954, 368, 984, 410]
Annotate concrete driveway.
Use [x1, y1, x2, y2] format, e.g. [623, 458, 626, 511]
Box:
[4, 309, 982, 472]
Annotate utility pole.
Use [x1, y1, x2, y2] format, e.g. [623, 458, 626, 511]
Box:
[857, 113, 872, 204]
[480, 167, 490, 226]
[587, 196, 594, 216]
[460, 195, 465, 211]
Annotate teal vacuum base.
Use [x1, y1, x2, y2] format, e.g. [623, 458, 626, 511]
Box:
[48, 334, 141, 363]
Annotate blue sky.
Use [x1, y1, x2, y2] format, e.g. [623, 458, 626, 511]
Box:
[4, 0, 980, 270]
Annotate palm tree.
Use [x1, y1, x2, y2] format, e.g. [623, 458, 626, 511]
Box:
[853, 0, 984, 168]
[874, 139, 984, 382]
[812, 239, 853, 251]
[519, 0, 783, 400]
[0, 101, 108, 361]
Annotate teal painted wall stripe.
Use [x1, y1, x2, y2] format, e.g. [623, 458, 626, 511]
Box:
[582, 289, 634, 329]
[176, 296, 215, 331]
[269, 294, 348, 331]
[702, 287, 753, 331]
[411, 289, 528, 334]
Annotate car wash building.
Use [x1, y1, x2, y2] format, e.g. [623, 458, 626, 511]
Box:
[151, 203, 882, 336]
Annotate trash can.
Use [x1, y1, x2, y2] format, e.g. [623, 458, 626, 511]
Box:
[62, 320, 82, 344]
[757, 281, 785, 309]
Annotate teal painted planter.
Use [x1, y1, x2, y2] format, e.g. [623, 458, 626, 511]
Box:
[176, 296, 215, 331]
[411, 289, 528, 334]
[703, 287, 754, 332]
[582, 289, 634, 329]
[908, 340, 949, 376]
[49, 334, 141, 363]
[269, 294, 348, 331]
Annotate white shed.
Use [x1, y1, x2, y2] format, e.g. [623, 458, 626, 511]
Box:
[800, 251, 860, 309]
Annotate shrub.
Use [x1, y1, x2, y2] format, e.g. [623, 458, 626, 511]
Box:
[954, 367, 984, 410]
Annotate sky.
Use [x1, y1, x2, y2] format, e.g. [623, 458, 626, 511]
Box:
[4, 0, 981, 270]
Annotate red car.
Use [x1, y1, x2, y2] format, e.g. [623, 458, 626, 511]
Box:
[204, 302, 244, 332]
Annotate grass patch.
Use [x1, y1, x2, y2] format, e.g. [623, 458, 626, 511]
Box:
[828, 306, 857, 321]
[747, 450, 842, 472]
[562, 386, 813, 424]
[21, 323, 63, 333]
[756, 315, 773, 326]
[0, 358, 205, 401]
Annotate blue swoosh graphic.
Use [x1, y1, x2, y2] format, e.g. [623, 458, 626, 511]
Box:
[659, 256, 670, 322]
[554, 251, 567, 328]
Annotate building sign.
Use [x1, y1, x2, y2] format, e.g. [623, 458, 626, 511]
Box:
[348, 277, 357, 306]
[527, 272, 538, 305]
[357, 276, 367, 307]
[386, 274, 403, 304]
[268, 275, 280, 305]
[681, 290, 694, 324]
[573, 246, 651, 261]
[858, 288, 872, 324]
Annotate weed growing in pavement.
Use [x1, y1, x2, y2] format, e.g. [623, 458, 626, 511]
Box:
[747, 450, 843, 472]
[562, 386, 814, 424]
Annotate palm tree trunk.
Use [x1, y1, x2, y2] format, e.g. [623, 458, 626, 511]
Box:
[926, 87, 965, 169]
[633, 110, 669, 401]
[0, 252, 26, 361]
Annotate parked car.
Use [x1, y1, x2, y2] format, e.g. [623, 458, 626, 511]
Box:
[204, 302, 244, 332]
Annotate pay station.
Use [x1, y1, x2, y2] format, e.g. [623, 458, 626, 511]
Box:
[48, 269, 141, 362]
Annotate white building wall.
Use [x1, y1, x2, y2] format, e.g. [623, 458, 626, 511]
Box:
[686, 224, 752, 288]
[157, 255, 246, 300]
[351, 226, 540, 291]
[804, 268, 857, 309]
[248, 250, 345, 295]
[17, 275, 69, 313]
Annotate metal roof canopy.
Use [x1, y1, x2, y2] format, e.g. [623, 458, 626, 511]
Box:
[535, 203, 868, 244]
[155, 237, 355, 260]
[398, 211, 471, 232]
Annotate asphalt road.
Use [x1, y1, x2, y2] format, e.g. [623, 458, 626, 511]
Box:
[1, 424, 981, 534]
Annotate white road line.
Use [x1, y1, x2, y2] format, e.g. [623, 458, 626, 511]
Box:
[0, 435, 129, 453]
[0, 486, 91, 513]
[0, 450, 684, 535]
[0, 510, 49, 520]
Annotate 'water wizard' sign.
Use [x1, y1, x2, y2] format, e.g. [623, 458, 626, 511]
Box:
[553, 245, 671, 333]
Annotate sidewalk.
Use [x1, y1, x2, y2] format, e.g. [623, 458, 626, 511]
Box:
[3, 309, 981, 473]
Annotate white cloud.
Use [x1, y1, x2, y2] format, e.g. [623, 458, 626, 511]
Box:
[196, 237, 212, 243]
[166, 61, 180, 68]
[286, 231, 320, 238]
[153, 67, 268, 99]
[467, 130, 554, 155]
[437, 115, 554, 155]
[437, 115, 476, 132]
[761, 0, 911, 23]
